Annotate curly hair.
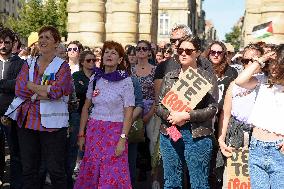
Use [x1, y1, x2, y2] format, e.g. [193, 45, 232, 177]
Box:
[0, 27, 15, 43]
[38, 26, 61, 43]
[267, 44, 284, 87]
[204, 41, 229, 78]
[101, 41, 126, 71]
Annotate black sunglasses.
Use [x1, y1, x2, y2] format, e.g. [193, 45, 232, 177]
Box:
[170, 38, 180, 44]
[0, 40, 12, 45]
[241, 58, 253, 65]
[85, 58, 96, 63]
[177, 48, 196, 56]
[165, 49, 172, 54]
[136, 47, 149, 52]
[209, 50, 223, 56]
[67, 47, 79, 52]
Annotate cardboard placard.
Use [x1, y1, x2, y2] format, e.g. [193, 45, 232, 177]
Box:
[226, 148, 251, 189]
[162, 68, 212, 112]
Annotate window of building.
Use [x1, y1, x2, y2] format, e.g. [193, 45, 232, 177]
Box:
[159, 13, 170, 35]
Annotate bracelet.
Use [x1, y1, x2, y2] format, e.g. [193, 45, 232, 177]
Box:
[77, 134, 85, 138]
[253, 57, 266, 68]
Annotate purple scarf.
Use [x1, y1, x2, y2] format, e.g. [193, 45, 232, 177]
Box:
[92, 67, 128, 82]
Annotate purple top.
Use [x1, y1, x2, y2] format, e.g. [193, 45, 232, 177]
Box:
[15, 61, 73, 131]
[86, 76, 135, 122]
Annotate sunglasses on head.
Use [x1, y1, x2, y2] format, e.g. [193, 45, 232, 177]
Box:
[177, 48, 196, 56]
[170, 38, 180, 44]
[136, 47, 149, 52]
[85, 58, 96, 63]
[67, 47, 79, 52]
[241, 58, 253, 65]
[209, 50, 223, 56]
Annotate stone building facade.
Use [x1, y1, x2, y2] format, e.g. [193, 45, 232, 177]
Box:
[157, 0, 205, 43]
[67, 0, 158, 47]
[0, 0, 21, 25]
[204, 20, 217, 46]
[242, 0, 284, 46]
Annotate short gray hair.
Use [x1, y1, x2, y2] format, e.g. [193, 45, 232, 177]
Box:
[170, 24, 192, 37]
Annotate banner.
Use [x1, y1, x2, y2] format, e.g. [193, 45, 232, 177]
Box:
[226, 148, 251, 189]
[162, 68, 212, 112]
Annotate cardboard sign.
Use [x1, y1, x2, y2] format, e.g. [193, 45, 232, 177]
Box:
[162, 68, 212, 112]
[226, 148, 251, 189]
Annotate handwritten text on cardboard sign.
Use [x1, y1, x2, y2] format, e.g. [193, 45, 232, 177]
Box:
[162, 69, 212, 112]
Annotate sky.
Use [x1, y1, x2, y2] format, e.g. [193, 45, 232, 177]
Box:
[203, 0, 245, 41]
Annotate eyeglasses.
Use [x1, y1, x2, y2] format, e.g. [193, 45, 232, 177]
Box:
[85, 59, 96, 63]
[0, 40, 12, 45]
[177, 48, 196, 55]
[209, 50, 223, 56]
[67, 47, 79, 52]
[241, 58, 253, 65]
[170, 38, 180, 44]
[136, 47, 149, 52]
[165, 50, 172, 54]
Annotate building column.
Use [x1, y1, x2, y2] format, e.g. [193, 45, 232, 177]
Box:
[261, 0, 284, 44]
[67, 0, 105, 47]
[243, 0, 262, 46]
[138, 0, 158, 43]
[107, 0, 138, 46]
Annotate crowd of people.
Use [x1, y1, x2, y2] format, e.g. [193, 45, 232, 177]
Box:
[0, 23, 283, 189]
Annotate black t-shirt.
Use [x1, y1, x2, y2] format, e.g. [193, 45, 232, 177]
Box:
[217, 66, 238, 110]
[154, 55, 180, 80]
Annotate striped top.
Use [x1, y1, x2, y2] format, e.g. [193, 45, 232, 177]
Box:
[15, 60, 73, 131]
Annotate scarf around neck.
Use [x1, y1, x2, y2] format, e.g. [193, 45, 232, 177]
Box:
[92, 67, 128, 82]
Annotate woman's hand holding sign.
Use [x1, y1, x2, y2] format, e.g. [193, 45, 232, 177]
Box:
[167, 111, 190, 127]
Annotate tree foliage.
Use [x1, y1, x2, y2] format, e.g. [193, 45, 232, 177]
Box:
[224, 26, 241, 51]
[5, 0, 68, 39]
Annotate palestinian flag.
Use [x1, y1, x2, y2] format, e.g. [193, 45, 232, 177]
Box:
[252, 21, 273, 39]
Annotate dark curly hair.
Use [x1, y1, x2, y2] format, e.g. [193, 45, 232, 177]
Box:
[204, 41, 229, 78]
[267, 44, 284, 87]
[0, 27, 15, 43]
[101, 41, 126, 71]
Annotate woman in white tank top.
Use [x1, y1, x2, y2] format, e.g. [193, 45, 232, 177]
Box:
[235, 44, 284, 189]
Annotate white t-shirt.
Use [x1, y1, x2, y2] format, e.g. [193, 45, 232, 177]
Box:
[248, 75, 284, 135]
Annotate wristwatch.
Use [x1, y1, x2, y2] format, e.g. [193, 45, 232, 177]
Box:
[120, 133, 127, 139]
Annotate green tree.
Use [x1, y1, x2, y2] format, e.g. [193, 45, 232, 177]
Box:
[224, 26, 241, 51]
[5, 0, 67, 39]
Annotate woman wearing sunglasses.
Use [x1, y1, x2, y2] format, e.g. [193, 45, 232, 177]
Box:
[217, 43, 264, 188]
[163, 43, 173, 61]
[204, 41, 238, 188]
[235, 44, 284, 189]
[156, 36, 218, 188]
[132, 40, 157, 180]
[67, 41, 83, 74]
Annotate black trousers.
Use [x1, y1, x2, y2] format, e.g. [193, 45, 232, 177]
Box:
[17, 126, 67, 189]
